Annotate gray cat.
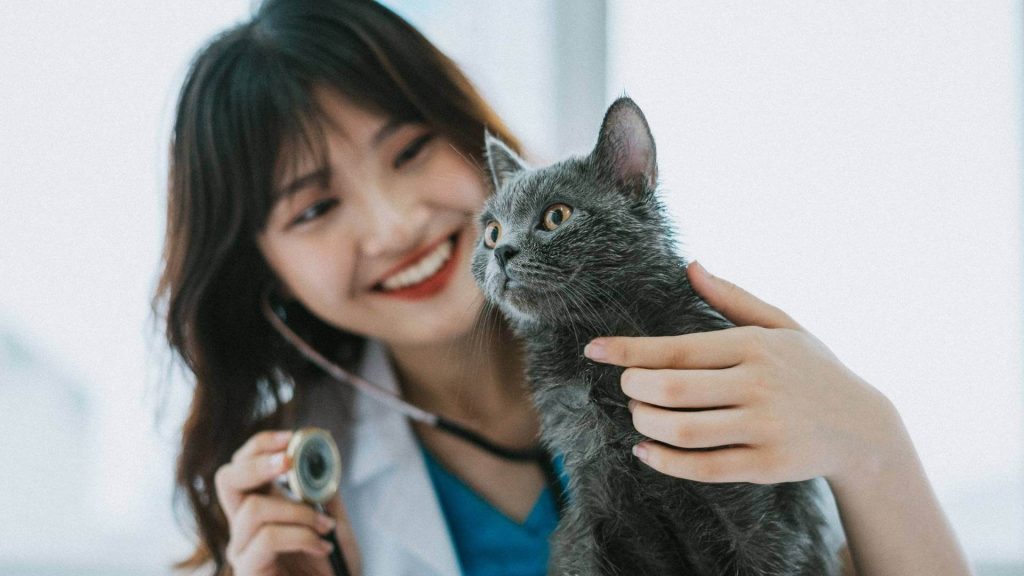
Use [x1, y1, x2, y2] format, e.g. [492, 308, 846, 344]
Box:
[471, 98, 839, 575]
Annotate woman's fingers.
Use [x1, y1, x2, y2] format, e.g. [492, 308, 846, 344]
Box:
[585, 328, 754, 369]
[585, 262, 807, 370]
[228, 494, 335, 560]
[634, 442, 766, 484]
[630, 402, 752, 449]
[214, 451, 290, 519]
[620, 367, 748, 409]
[686, 261, 802, 331]
[230, 524, 333, 575]
[215, 429, 362, 575]
[232, 429, 293, 463]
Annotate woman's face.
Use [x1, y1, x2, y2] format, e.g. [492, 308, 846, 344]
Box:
[257, 89, 489, 348]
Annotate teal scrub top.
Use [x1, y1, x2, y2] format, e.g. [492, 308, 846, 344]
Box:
[421, 447, 567, 576]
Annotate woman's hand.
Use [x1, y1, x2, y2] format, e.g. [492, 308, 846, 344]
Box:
[582, 261, 902, 486]
[583, 261, 975, 575]
[214, 430, 362, 576]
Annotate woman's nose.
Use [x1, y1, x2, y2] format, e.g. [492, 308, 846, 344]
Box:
[357, 190, 430, 258]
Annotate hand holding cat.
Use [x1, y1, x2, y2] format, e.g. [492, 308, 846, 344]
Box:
[583, 261, 905, 486]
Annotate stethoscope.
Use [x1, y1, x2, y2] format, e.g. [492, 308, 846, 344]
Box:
[261, 289, 567, 574]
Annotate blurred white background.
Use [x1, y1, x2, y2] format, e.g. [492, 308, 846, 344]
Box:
[0, 1, 1020, 574]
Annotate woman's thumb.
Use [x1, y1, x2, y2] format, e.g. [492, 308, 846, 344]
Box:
[687, 261, 801, 330]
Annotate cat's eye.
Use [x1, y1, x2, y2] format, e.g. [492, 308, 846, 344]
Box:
[542, 203, 573, 231]
[483, 220, 502, 248]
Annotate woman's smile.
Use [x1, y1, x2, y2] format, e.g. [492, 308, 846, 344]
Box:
[373, 230, 461, 299]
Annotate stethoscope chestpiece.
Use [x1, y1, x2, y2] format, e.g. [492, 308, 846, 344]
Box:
[281, 427, 342, 506]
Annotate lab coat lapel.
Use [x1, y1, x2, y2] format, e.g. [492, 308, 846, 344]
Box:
[346, 340, 461, 576]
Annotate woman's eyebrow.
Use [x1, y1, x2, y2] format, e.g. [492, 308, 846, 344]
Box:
[276, 117, 415, 196]
[277, 167, 330, 198]
[371, 117, 410, 149]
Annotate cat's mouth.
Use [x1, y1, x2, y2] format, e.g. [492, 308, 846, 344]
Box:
[499, 270, 538, 296]
[497, 274, 542, 317]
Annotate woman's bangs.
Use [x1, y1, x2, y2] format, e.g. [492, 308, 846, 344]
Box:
[240, 63, 330, 233]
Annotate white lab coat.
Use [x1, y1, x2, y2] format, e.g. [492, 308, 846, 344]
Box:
[294, 339, 846, 576]
[296, 338, 462, 576]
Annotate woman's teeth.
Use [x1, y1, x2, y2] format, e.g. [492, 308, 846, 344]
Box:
[380, 236, 454, 291]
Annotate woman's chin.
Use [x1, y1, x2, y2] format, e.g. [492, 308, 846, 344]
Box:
[382, 295, 489, 348]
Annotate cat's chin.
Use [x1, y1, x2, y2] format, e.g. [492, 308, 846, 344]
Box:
[488, 288, 539, 325]
[496, 301, 538, 327]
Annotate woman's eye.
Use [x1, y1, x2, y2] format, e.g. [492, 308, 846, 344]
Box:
[393, 132, 435, 169]
[291, 198, 339, 226]
[541, 203, 573, 231]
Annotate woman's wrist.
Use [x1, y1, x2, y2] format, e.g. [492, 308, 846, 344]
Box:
[823, 396, 972, 576]
[826, 386, 912, 489]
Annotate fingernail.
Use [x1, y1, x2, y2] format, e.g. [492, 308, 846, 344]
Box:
[627, 399, 638, 413]
[268, 452, 285, 471]
[317, 514, 336, 533]
[584, 340, 606, 361]
[275, 430, 292, 443]
[320, 540, 335, 554]
[632, 443, 648, 462]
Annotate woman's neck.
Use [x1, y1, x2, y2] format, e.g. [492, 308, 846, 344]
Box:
[385, 320, 529, 425]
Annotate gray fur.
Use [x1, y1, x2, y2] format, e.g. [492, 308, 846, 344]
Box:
[471, 98, 839, 575]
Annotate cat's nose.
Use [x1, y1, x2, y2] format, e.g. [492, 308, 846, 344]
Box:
[494, 245, 519, 271]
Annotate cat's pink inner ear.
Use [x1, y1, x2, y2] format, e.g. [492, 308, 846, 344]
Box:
[597, 99, 658, 193]
[616, 116, 656, 189]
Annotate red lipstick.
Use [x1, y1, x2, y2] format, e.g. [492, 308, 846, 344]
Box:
[374, 233, 460, 300]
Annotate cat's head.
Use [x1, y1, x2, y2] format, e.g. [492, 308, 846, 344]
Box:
[471, 97, 679, 328]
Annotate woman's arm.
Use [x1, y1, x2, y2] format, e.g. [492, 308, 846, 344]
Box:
[827, 409, 972, 575]
[583, 261, 972, 576]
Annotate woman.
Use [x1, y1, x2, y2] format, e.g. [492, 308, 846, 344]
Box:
[154, 1, 972, 575]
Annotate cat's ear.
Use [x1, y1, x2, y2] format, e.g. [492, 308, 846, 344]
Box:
[592, 97, 657, 199]
[484, 130, 527, 190]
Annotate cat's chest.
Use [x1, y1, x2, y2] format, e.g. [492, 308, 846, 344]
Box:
[523, 327, 616, 389]
[521, 329, 635, 443]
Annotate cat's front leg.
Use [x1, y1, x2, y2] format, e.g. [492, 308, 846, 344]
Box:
[548, 504, 604, 576]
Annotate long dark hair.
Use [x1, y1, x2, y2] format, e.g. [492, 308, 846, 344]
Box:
[153, 0, 521, 571]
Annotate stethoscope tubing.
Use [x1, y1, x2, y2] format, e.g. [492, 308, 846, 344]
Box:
[261, 290, 567, 576]
[260, 290, 550, 463]
[309, 503, 349, 576]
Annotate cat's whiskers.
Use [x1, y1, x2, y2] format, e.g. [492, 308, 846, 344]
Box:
[437, 289, 498, 411]
[571, 275, 647, 337]
[552, 289, 583, 354]
[446, 142, 489, 179]
[464, 296, 493, 362]
[579, 276, 649, 337]
[559, 282, 616, 338]
[496, 264, 610, 338]
[447, 260, 523, 407]
[507, 258, 647, 338]
[564, 263, 584, 287]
